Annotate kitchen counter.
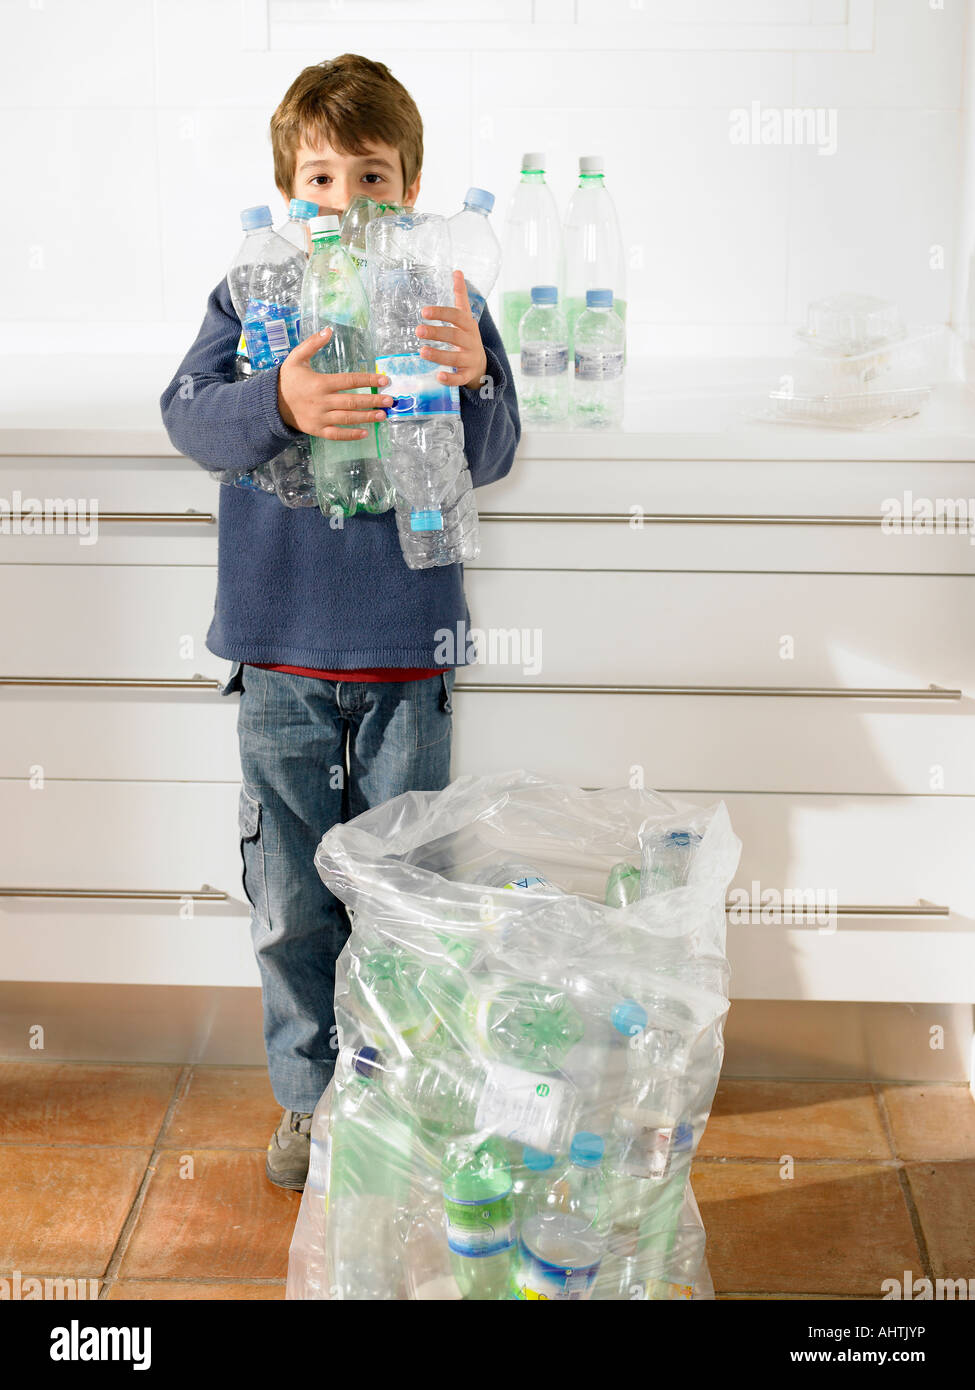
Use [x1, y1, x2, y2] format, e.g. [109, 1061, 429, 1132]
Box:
[2, 348, 974, 461]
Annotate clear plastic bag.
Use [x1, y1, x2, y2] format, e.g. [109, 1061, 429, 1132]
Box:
[286, 771, 741, 1301]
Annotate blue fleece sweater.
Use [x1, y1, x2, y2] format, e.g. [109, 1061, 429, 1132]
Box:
[159, 278, 520, 669]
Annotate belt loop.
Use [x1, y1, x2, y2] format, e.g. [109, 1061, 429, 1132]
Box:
[440, 671, 452, 714]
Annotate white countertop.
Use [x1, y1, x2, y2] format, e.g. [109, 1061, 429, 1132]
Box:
[2, 347, 974, 462]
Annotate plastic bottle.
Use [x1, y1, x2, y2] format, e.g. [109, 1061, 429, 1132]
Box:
[512, 1146, 557, 1222]
[518, 285, 569, 427]
[275, 196, 318, 256]
[605, 861, 641, 908]
[562, 155, 626, 354]
[365, 211, 480, 567]
[342, 1044, 580, 1154]
[324, 1058, 414, 1300]
[613, 1013, 688, 1179]
[464, 975, 585, 1073]
[300, 213, 392, 517]
[224, 205, 308, 497]
[340, 194, 406, 285]
[475, 863, 558, 893]
[640, 829, 703, 895]
[442, 1137, 518, 1299]
[595, 1122, 694, 1299]
[500, 152, 562, 355]
[447, 187, 501, 322]
[348, 945, 443, 1056]
[572, 288, 625, 428]
[517, 1212, 605, 1301]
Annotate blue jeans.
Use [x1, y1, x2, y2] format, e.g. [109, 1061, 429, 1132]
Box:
[221, 661, 455, 1112]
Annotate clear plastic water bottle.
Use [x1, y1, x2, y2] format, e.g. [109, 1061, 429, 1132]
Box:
[513, 1147, 558, 1222]
[572, 288, 625, 428]
[518, 285, 569, 426]
[563, 155, 626, 354]
[517, 1212, 606, 1301]
[342, 1045, 580, 1154]
[475, 863, 558, 893]
[640, 829, 703, 895]
[613, 1012, 688, 1180]
[348, 945, 443, 1055]
[500, 153, 562, 355]
[325, 1058, 414, 1300]
[442, 1138, 518, 1300]
[595, 1121, 693, 1297]
[300, 214, 392, 517]
[241, 217, 305, 374]
[447, 187, 501, 322]
[275, 196, 318, 255]
[365, 211, 479, 567]
[339, 194, 406, 286]
[223, 205, 308, 497]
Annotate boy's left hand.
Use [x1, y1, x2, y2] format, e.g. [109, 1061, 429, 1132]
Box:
[416, 270, 488, 391]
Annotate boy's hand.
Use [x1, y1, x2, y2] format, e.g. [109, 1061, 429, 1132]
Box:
[277, 328, 393, 439]
[415, 270, 488, 391]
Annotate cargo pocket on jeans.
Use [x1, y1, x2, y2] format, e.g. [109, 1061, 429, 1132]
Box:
[239, 785, 270, 931]
[414, 670, 454, 750]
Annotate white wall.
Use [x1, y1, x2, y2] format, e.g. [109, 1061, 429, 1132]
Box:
[0, 0, 972, 354]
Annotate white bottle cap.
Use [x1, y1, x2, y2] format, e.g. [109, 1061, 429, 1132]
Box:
[579, 154, 605, 173]
[309, 214, 340, 235]
[522, 151, 546, 170]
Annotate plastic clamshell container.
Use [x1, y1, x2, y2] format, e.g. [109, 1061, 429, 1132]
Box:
[787, 326, 946, 396]
[762, 385, 932, 430]
[798, 293, 905, 355]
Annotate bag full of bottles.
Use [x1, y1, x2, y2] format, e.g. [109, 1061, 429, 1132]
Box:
[286, 770, 741, 1301]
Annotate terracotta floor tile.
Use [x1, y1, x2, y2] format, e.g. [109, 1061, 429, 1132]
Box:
[904, 1161, 975, 1281]
[118, 1150, 300, 1281]
[691, 1160, 922, 1296]
[158, 1067, 279, 1150]
[881, 1085, 975, 1162]
[698, 1081, 890, 1160]
[0, 1146, 151, 1277]
[108, 1280, 285, 1300]
[0, 1063, 179, 1146]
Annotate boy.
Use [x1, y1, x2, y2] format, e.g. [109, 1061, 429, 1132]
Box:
[160, 54, 520, 1190]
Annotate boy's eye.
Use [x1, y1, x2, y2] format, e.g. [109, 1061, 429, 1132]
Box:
[362, 173, 384, 185]
[310, 175, 330, 186]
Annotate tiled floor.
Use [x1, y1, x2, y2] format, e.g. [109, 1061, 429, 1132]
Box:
[1, 1063, 973, 1300]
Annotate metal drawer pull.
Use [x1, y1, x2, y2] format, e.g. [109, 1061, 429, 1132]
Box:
[0, 884, 228, 901]
[454, 682, 962, 700]
[2, 510, 216, 525]
[0, 675, 221, 689]
[481, 512, 887, 526]
[727, 901, 949, 919]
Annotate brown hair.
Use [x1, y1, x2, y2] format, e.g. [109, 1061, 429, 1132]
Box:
[271, 54, 423, 195]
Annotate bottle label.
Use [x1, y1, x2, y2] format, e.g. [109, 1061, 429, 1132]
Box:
[374, 352, 460, 418]
[474, 1061, 568, 1151]
[520, 344, 568, 378]
[444, 1189, 516, 1259]
[574, 349, 623, 381]
[235, 330, 248, 360]
[467, 289, 486, 322]
[515, 1240, 601, 1301]
[243, 300, 301, 371]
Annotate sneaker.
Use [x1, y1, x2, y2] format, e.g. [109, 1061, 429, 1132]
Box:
[265, 1109, 312, 1191]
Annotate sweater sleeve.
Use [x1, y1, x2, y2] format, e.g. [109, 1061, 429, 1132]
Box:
[458, 301, 522, 489]
[159, 279, 305, 474]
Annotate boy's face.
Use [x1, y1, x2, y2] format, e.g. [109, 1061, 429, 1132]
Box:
[284, 133, 421, 214]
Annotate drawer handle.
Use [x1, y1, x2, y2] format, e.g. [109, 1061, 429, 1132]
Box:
[0, 884, 228, 901]
[726, 900, 950, 919]
[2, 510, 216, 525]
[454, 682, 962, 700]
[481, 512, 888, 526]
[0, 675, 221, 689]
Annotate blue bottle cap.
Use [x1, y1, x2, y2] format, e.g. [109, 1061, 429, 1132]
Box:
[611, 999, 648, 1039]
[464, 187, 495, 214]
[570, 1132, 605, 1167]
[530, 285, 558, 306]
[240, 204, 273, 230]
[351, 1045, 382, 1078]
[289, 198, 318, 220]
[674, 1122, 694, 1151]
[667, 830, 702, 847]
[411, 509, 444, 533]
[586, 288, 614, 309]
[522, 1147, 555, 1172]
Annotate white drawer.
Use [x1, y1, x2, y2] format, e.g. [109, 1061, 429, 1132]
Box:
[0, 780, 256, 987]
[451, 692, 975, 795]
[0, 455, 220, 565]
[0, 565, 225, 680]
[462, 570, 974, 689]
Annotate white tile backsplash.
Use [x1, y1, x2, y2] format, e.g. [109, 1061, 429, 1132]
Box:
[0, 0, 970, 340]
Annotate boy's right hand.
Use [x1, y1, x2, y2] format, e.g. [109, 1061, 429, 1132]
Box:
[277, 328, 393, 439]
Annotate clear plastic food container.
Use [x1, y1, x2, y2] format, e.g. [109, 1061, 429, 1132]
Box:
[798, 293, 905, 354]
[762, 385, 931, 430]
[788, 326, 945, 395]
